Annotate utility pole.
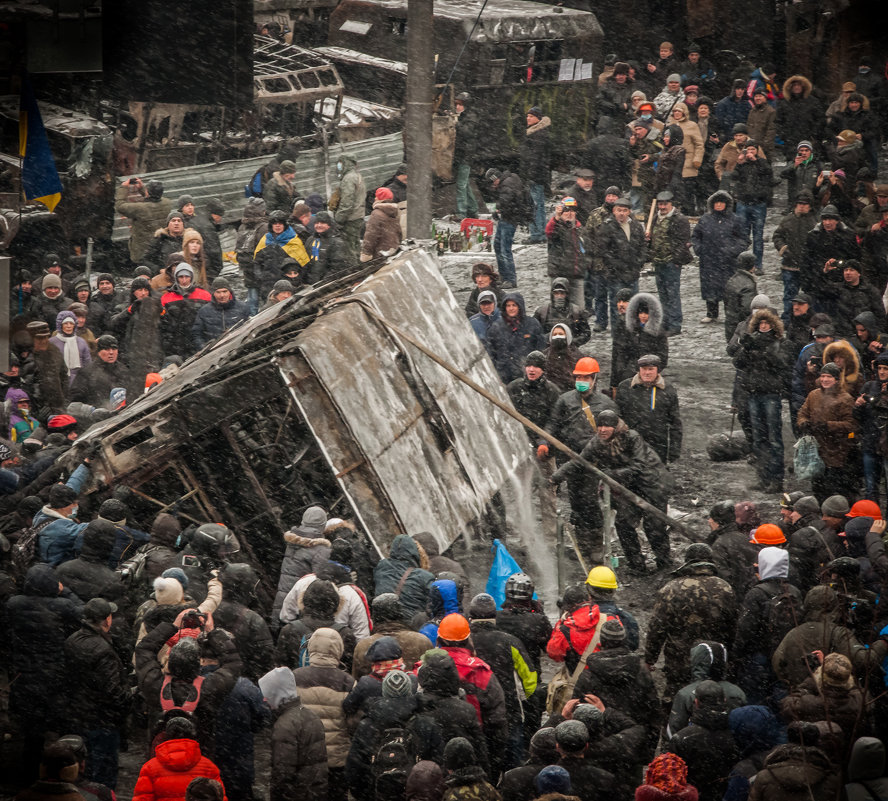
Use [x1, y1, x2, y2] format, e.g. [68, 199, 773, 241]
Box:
[405, 0, 433, 239]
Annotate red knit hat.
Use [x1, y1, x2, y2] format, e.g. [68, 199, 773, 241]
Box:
[375, 187, 394, 202]
[644, 753, 690, 794]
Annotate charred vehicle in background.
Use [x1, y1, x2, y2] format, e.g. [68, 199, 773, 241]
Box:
[322, 0, 603, 169]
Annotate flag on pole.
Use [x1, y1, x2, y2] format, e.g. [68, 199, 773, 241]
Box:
[485, 538, 537, 609]
[18, 74, 62, 212]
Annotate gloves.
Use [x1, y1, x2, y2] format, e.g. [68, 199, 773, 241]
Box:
[536, 444, 549, 460]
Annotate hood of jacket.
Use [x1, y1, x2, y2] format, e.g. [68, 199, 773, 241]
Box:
[499, 290, 527, 321]
[154, 738, 202, 772]
[417, 649, 460, 696]
[242, 196, 267, 224]
[689, 641, 729, 681]
[151, 512, 181, 547]
[372, 201, 399, 218]
[427, 579, 460, 619]
[761, 744, 832, 790]
[5, 387, 29, 406]
[728, 705, 785, 755]
[307, 626, 345, 668]
[527, 116, 552, 135]
[707, 190, 734, 213]
[561, 603, 601, 635]
[549, 322, 574, 345]
[848, 736, 886, 782]
[666, 124, 684, 146]
[758, 547, 789, 580]
[259, 666, 300, 710]
[783, 75, 813, 99]
[23, 563, 60, 597]
[626, 292, 663, 335]
[672, 101, 690, 120]
[853, 311, 880, 338]
[822, 340, 860, 388]
[803, 584, 839, 622]
[339, 154, 358, 171]
[747, 308, 785, 338]
[389, 533, 421, 567]
[550, 276, 571, 305]
[79, 519, 118, 563]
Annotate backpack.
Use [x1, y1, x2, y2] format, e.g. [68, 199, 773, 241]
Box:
[244, 169, 263, 198]
[11, 517, 53, 583]
[761, 580, 801, 649]
[372, 726, 415, 801]
[296, 621, 350, 668]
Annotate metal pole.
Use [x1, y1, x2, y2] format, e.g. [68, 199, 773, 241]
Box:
[405, 0, 433, 239]
[0, 256, 8, 372]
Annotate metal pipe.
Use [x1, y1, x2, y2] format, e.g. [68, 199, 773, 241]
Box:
[405, 0, 433, 239]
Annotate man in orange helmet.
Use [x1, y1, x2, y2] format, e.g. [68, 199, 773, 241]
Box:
[544, 358, 618, 564]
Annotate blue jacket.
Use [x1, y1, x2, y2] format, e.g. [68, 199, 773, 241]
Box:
[192, 296, 252, 351]
[714, 94, 751, 138]
[486, 292, 546, 384]
[419, 579, 461, 643]
[33, 463, 91, 567]
[469, 307, 501, 346]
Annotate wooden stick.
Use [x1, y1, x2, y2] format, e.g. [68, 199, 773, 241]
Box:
[645, 198, 657, 237]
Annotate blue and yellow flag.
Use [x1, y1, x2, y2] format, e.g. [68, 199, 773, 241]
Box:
[18, 74, 62, 212]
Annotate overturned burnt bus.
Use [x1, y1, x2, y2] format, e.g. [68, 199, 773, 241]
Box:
[62, 247, 542, 598]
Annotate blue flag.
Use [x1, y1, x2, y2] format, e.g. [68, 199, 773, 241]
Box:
[19, 74, 62, 212]
[486, 538, 535, 609]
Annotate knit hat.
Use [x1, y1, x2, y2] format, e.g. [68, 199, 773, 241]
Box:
[821, 495, 850, 517]
[820, 205, 841, 219]
[572, 703, 605, 740]
[527, 106, 543, 120]
[167, 211, 185, 224]
[131, 277, 151, 293]
[96, 334, 118, 350]
[842, 517, 872, 541]
[211, 276, 232, 292]
[644, 753, 691, 794]
[272, 279, 295, 295]
[206, 197, 225, 216]
[280, 160, 297, 173]
[382, 669, 413, 698]
[797, 140, 814, 151]
[525, 350, 546, 368]
[793, 495, 820, 516]
[41, 273, 62, 290]
[444, 737, 476, 770]
[535, 766, 572, 795]
[667, 73, 681, 83]
[98, 498, 128, 526]
[154, 575, 186, 605]
[820, 361, 841, 378]
[375, 187, 394, 202]
[751, 293, 770, 310]
[162, 566, 189, 589]
[314, 210, 334, 225]
[599, 618, 626, 644]
[554, 720, 588, 752]
[529, 727, 558, 761]
[177, 195, 194, 210]
[821, 653, 853, 688]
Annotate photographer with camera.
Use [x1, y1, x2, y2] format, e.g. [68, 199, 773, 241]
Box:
[854, 352, 888, 502]
[176, 523, 241, 605]
[800, 205, 861, 313]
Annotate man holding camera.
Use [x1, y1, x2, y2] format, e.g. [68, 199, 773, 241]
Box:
[801, 205, 861, 313]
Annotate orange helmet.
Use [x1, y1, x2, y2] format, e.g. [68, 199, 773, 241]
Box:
[848, 499, 882, 520]
[437, 613, 471, 642]
[749, 523, 786, 545]
[572, 357, 600, 375]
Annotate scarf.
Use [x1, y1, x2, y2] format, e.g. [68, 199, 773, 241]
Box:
[371, 658, 406, 678]
[60, 333, 82, 373]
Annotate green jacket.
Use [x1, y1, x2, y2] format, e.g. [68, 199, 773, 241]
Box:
[335, 155, 366, 223]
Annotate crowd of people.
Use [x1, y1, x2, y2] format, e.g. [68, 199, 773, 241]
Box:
[4, 34, 888, 801]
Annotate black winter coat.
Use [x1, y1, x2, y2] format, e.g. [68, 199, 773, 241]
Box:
[692, 198, 748, 300]
[144, 231, 184, 270]
[453, 107, 479, 165]
[192, 297, 251, 351]
[55, 519, 121, 602]
[615, 375, 683, 463]
[417, 691, 490, 774]
[596, 215, 646, 284]
[545, 388, 617, 455]
[470, 620, 535, 728]
[723, 269, 757, 342]
[506, 376, 561, 444]
[270, 698, 329, 801]
[545, 218, 590, 279]
[495, 172, 528, 225]
[276, 616, 357, 673]
[64, 622, 129, 729]
[303, 228, 351, 285]
[734, 578, 804, 658]
[665, 707, 740, 801]
[801, 222, 861, 297]
[69, 357, 129, 407]
[486, 293, 547, 384]
[733, 328, 786, 394]
[212, 599, 274, 682]
[710, 523, 759, 599]
[345, 695, 443, 801]
[728, 157, 773, 204]
[496, 602, 552, 673]
[6, 564, 83, 723]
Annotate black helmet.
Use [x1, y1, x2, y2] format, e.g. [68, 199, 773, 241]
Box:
[191, 523, 240, 560]
[827, 556, 861, 578]
[456, 91, 472, 104]
[709, 500, 736, 526]
[268, 210, 288, 226]
[505, 572, 534, 601]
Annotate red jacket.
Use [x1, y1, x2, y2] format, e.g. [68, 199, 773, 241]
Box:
[546, 604, 604, 664]
[133, 738, 227, 801]
[440, 646, 507, 730]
